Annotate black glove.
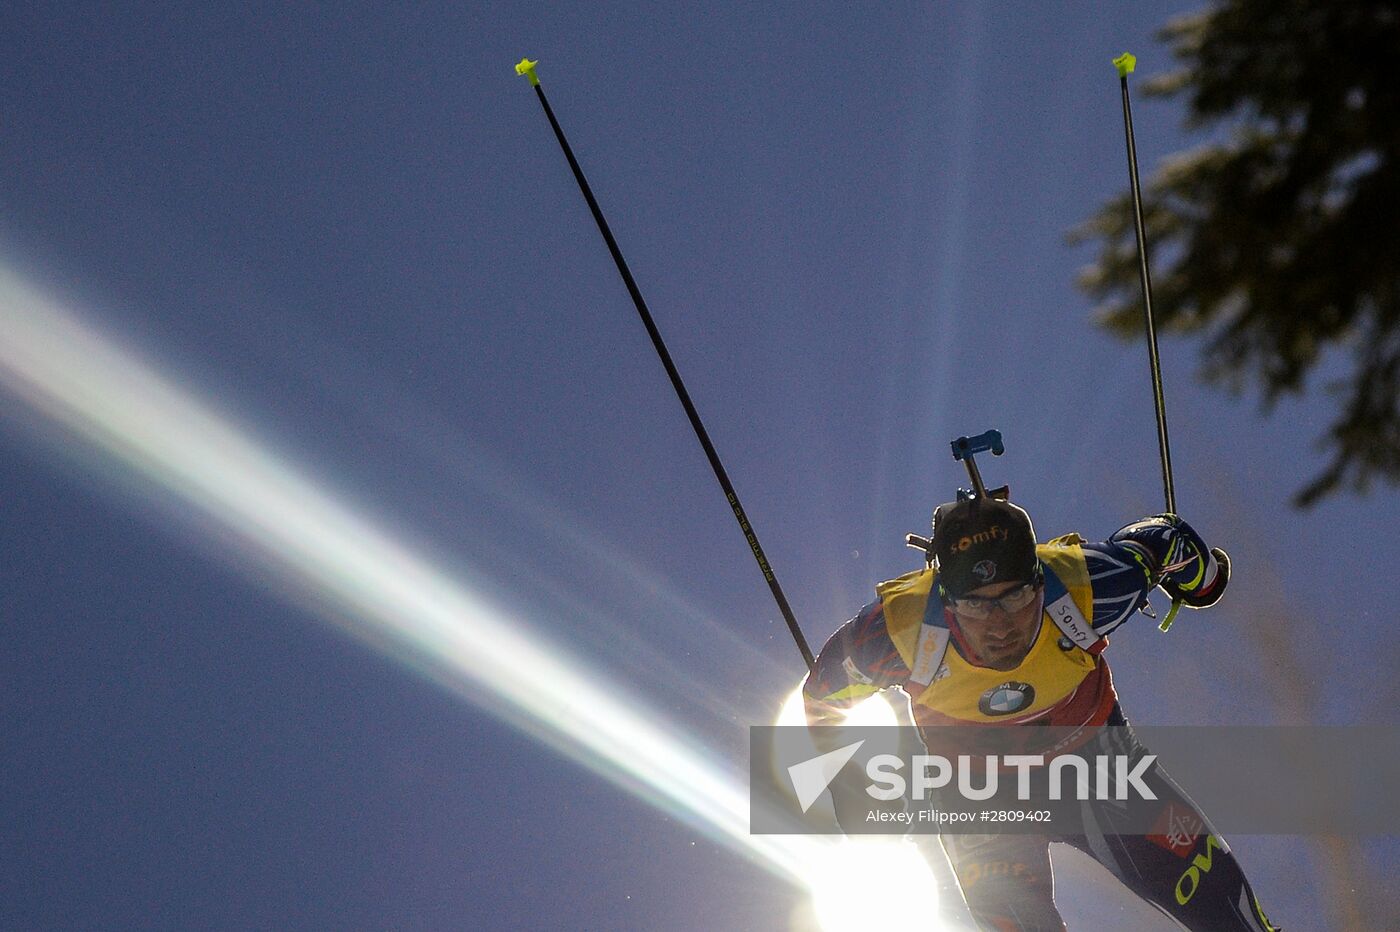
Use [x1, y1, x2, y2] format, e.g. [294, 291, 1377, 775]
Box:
[1162, 547, 1230, 608]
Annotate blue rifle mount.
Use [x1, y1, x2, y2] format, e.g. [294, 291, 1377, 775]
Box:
[951, 429, 1009, 502]
[905, 429, 1011, 565]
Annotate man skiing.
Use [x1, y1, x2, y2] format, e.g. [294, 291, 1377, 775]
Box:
[803, 490, 1280, 931]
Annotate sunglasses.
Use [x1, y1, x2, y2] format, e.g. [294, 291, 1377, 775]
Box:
[946, 581, 1041, 620]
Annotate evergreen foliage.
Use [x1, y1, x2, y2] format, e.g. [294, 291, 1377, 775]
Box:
[1075, 0, 1400, 505]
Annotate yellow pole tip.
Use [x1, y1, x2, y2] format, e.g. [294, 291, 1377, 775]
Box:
[1113, 52, 1137, 77]
[515, 58, 540, 86]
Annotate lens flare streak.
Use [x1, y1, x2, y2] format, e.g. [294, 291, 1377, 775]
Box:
[0, 269, 813, 875]
[0, 268, 957, 927]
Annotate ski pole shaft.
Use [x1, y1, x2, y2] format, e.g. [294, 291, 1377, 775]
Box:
[515, 58, 817, 672]
[1114, 52, 1177, 517]
[1114, 53, 1184, 633]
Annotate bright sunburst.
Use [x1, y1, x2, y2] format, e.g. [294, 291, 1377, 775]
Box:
[774, 685, 955, 930]
[0, 265, 958, 928]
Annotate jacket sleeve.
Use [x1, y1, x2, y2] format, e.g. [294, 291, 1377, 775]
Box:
[801, 599, 909, 727]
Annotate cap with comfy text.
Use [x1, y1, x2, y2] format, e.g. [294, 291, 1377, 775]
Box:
[931, 498, 1039, 598]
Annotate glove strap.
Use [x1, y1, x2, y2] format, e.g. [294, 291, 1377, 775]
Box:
[1159, 598, 1184, 632]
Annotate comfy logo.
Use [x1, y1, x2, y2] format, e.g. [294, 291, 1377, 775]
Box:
[952, 526, 1009, 552]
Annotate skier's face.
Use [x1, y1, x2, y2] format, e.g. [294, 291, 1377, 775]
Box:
[950, 579, 1044, 670]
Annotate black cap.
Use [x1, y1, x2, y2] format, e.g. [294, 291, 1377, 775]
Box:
[931, 498, 1039, 598]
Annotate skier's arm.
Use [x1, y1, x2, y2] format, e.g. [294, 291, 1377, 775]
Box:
[802, 599, 907, 729]
[802, 601, 910, 833]
[1080, 515, 1230, 635]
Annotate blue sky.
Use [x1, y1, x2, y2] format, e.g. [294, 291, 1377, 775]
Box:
[2, 3, 1394, 929]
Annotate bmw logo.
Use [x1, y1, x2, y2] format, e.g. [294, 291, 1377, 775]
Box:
[978, 681, 1035, 716]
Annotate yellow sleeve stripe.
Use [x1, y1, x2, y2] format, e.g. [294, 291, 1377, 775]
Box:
[816, 683, 880, 705]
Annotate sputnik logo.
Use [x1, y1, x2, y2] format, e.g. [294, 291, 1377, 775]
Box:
[787, 740, 865, 813]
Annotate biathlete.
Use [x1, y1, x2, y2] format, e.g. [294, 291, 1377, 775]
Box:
[804, 490, 1280, 931]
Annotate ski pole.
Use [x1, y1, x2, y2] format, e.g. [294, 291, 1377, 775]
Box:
[514, 58, 817, 672]
[1113, 52, 1183, 631]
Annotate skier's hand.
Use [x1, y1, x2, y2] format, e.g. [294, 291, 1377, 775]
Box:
[1163, 547, 1230, 609]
